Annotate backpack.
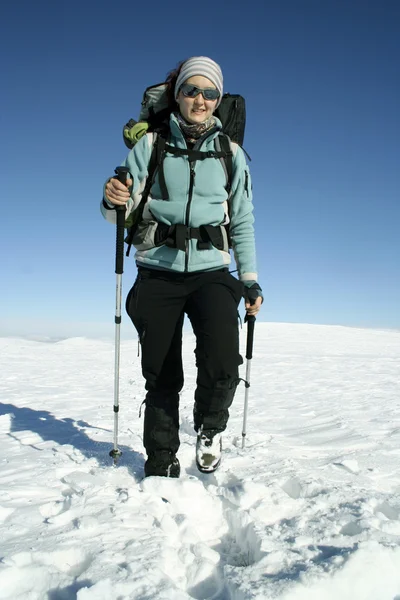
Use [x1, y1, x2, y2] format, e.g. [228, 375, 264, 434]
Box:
[121, 83, 247, 256]
[123, 83, 246, 148]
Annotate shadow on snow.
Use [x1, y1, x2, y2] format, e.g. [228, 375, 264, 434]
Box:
[47, 579, 92, 600]
[0, 402, 144, 479]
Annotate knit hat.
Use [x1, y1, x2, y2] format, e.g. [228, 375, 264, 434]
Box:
[174, 56, 223, 107]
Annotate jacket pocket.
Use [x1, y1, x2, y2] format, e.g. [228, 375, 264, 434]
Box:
[132, 220, 159, 251]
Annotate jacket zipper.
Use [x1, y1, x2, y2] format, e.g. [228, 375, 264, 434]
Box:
[185, 162, 196, 271]
[183, 126, 219, 272]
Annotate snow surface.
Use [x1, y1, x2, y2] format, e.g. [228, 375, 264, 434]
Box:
[0, 322, 400, 599]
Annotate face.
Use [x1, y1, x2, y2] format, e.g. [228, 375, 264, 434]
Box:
[177, 75, 218, 124]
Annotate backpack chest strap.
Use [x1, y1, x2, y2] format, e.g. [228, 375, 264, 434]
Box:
[164, 144, 232, 162]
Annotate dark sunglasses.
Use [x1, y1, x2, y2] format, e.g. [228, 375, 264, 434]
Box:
[180, 83, 220, 101]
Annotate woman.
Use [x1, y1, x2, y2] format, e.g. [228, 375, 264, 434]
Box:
[101, 56, 262, 478]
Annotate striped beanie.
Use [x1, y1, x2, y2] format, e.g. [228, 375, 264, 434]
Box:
[174, 56, 224, 107]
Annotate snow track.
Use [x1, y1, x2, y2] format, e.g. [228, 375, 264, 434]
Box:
[1, 324, 400, 599]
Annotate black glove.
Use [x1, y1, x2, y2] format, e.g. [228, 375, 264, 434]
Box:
[244, 282, 263, 306]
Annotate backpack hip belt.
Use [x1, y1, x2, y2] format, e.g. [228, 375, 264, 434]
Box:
[155, 223, 227, 252]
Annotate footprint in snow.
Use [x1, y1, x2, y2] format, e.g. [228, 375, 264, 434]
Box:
[140, 473, 266, 598]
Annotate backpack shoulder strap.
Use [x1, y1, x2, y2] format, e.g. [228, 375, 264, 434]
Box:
[125, 132, 166, 256]
[215, 133, 233, 197]
[155, 131, 169, 200]
[142, 129, 169, 197]
[147, 133, 160, 180]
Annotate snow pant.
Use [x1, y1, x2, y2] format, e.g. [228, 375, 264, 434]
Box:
[126, 266, 244, 456]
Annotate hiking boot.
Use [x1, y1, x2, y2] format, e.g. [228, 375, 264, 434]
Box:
[144, 450, 180, 478]
[196, 430, 222, 473]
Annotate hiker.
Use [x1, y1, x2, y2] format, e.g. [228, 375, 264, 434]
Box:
[101, 56, 262, 478]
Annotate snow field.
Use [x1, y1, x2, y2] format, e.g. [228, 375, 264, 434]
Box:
[0, 323, 400, 599]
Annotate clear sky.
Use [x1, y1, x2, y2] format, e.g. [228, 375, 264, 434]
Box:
[1, 0, 399, 338]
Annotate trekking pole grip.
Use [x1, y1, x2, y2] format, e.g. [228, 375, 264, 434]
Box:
[244, 285, 259, 358]
[245, 316, 255, 359]
[114, 167, 130, 275]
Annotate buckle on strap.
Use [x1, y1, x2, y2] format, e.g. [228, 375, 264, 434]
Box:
[175, 224, 188, 251]
[174, 225, 202, 250]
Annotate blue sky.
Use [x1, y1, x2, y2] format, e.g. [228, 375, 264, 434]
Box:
[1, 0, 399, 337]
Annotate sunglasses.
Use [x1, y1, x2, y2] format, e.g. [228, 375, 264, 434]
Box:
[180, 83, 220, 101]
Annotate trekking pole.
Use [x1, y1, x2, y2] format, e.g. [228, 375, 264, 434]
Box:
[109, 166, 130, 465]
[241, 289, 259, 449]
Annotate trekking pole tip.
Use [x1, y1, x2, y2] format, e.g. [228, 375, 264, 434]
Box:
[109, 448, 123, 465]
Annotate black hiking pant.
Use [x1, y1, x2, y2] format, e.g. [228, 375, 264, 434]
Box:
[126, 266, 244, 456]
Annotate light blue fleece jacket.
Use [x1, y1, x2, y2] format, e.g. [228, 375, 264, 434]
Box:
[101, 113, 258, 283]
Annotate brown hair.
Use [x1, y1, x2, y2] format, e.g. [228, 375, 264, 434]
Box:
[165, 60, 186, 110]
